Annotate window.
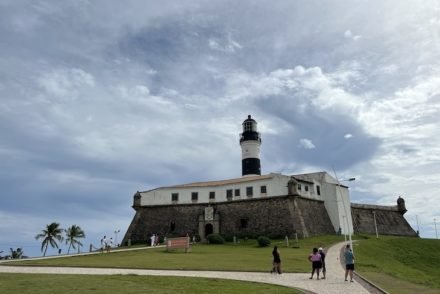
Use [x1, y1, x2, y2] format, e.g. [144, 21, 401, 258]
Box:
[209, 191, 215, 199]
[226, 189, 233, 199]
[170, 221, 176, 232]
[191, 192, 198, 201]
[305, 185, 309, 192]
[240, 218, 248, 229]
[171, 193, 179, 202]
[260, 185, 267, 194]
[235, 189, 240, 196]
[298, 184, 302, 191]
[246, 186, 253, 197]
[244, 122, 253, 132]
[316, 185, 321, 196]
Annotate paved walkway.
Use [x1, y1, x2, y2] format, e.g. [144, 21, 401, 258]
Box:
[0, 242, 369, 294]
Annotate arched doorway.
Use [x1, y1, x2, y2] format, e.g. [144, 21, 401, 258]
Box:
[205, 223, 213, 236]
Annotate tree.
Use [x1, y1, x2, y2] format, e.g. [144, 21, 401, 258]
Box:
[9, 247, 23, 259]
[65, 225, 85, 254]
[35, 222, 64, 256]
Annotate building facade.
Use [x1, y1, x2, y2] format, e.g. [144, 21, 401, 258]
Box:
[122, 116, 417, 244]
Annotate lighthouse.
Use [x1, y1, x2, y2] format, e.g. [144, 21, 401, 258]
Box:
[240, 115, 262, 176]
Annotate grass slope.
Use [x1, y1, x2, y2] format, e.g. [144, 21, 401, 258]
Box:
[5, 235, 345, 273]
[0, 273, 301, 294]
[355, 235, 440, 293]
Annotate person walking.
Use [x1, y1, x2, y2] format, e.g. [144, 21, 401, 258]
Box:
[271, 246, 282, 274]
[150, 234, 156, 247]
[318, 247, 326, 279]
[308, 247, 322, 280]
[344, 244, 355, 282]
[106, 237, 113, 253]
[101, 236, 107, 253]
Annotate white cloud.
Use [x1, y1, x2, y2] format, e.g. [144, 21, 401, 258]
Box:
[344, 134, 353, 139]
[299, 138, 316, 149]
[37, 68, 95, 99]
[208, 34, 242, 53]
[344, 29, 361, 40]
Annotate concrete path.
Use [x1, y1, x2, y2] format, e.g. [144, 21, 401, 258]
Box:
[0, 242, 369, 294]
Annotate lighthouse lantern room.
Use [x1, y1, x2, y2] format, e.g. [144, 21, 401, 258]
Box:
[240, 115, 262, 176]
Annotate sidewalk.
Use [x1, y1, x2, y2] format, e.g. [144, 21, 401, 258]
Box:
[0, 242, 369, 294]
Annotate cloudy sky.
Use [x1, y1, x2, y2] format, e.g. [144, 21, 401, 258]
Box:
[1, 0, 439, 257]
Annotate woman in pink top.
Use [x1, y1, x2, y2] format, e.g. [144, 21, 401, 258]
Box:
[308, 247, 322, 280]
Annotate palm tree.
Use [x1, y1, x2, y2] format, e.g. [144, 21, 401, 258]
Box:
[9, 247, 23, 259]
[35, 222, 64, 256]
[65, 225, 85, 254]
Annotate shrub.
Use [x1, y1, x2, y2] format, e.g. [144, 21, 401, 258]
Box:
[257, 236, 271, 247]
[221, 234, 235, 242]
[207, 233, 225, 244]
[268, 233, 285, 240]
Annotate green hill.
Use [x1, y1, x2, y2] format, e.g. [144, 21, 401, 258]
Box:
[4, 234, 439, 293]
[355, 235, 440, 293]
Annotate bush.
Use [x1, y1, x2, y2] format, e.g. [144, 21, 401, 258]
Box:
[207, 233, 225, 244]
[257, 236, 271, 247]
[221, 234, 235, 242]
[268, 233, 285, 240]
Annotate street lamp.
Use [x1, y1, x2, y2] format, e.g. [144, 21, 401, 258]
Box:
[340, 178, 356, 182]
[416, 215, 420, 236]
[335, 176, 356, 253]
[373, 211, 379, 238]
[435, 218, 438, 239]
[114, 229, 120, 247]
[342, 215, 347, 241]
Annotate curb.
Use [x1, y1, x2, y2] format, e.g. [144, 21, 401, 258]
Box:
[354, 271, 389, 294]
[338, 243, 388, 294]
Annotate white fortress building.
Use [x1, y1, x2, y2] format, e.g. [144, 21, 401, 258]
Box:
[123, 116, 416, 244]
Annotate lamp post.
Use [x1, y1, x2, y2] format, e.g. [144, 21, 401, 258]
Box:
[114, 229, 120, 247]
[416, 215, 420, 236]
[373, 211, 379, 238]
[435, 218, 438, 239]
[342, 215, 347, 241]
[335, 175, 356, 252]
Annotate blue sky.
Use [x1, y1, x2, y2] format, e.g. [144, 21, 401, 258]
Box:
[1, 0, 439, 257]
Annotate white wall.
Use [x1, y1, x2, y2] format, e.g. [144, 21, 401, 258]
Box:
[138, 172, 353, 235]
[140, 174, 290, 206]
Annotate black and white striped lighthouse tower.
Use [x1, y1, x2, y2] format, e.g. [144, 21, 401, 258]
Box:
[240, 115, 262, 176]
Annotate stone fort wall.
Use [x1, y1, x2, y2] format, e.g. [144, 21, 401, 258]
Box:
[122, 195, 335, 244]
[122, 195, 417, 244]
[351, 203, 417, 237]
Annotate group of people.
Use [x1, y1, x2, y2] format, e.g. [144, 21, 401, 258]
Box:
[270, 244, 355, 282]
[100, 235, 113, 253]
[149, 234, 160, 247]
[308, 247, 327, 280]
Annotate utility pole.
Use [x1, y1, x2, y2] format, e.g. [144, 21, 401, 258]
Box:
[435, 218, 438, 239]
[416, 215, 420, 236]
[373, 211, 378, 238]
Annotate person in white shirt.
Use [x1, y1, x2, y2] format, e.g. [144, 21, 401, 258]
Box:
[150, 234, 156, 247]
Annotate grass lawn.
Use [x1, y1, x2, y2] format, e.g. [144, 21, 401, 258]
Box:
[4, 235, 439, 293]
[3, 235, 345, 272]
[0, 273, 302, 294]
[355, 235, 440, 293]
